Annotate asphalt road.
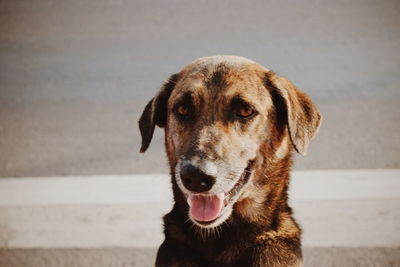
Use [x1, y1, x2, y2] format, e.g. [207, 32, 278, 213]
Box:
[1, 248, 400, 267]
[0, 0, 400, 177]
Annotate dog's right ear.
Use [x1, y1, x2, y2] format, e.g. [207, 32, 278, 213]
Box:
[138, 73, 180, 153]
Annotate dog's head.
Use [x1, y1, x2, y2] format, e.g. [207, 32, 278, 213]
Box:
[139, 56, 322, 228]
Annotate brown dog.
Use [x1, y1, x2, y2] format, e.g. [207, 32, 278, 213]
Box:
[139, 56, 322, 267]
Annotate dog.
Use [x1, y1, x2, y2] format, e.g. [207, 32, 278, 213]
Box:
[139, 55, 322, 267]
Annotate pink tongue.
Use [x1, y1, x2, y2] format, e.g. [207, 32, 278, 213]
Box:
[188, 193, 224, 222]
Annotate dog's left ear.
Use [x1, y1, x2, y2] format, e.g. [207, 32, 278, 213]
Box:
[138, 73, 180, 153]
[268, 73, 322, 156]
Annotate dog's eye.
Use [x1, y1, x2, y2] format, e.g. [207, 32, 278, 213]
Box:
[237, 106, 255, 118]
[176, 104, 189, 116]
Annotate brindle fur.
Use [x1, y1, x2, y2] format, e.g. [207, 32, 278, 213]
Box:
[139, 56, 322, 267]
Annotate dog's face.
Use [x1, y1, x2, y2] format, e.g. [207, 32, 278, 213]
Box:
[139, 56, 321, 229]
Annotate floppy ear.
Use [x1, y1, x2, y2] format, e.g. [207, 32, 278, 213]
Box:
[267, 73, 322, 156]
[138, 73, 180, 153]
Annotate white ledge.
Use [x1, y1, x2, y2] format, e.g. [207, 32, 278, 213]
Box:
[0, 169, 399, 248]
[1, 169, 399, 206]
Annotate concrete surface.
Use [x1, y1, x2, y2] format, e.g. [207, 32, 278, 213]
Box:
[1, 0, 400, 177]
[0, 170, 399, 248]
[1, 169, 399, 206]
[1, 248, 400, 267]
[1, 199, 399, 248]
[0, 170, 399, 266]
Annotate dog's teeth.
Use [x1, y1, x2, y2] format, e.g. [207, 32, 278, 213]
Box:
[187, 196, 192, 207]
[217, 192, 225, 200]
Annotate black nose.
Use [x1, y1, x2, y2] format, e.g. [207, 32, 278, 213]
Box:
[180, 164, 215, 193]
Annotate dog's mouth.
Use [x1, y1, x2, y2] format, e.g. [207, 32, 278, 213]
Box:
[186, 161, 254, 226]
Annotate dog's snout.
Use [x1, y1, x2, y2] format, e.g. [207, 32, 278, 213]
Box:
[180, 164, 215, 193]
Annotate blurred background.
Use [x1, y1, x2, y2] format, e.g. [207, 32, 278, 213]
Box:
[0, 0, 399, 266]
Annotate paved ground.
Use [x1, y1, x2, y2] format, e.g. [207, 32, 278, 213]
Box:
[0, 0, 400, 177]
[1, 248, 400, 267]
[1, 170, 399, 248]
[0, 170, 399, 266]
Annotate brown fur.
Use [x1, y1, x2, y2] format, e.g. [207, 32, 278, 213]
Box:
[139, 56, 322, 267]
